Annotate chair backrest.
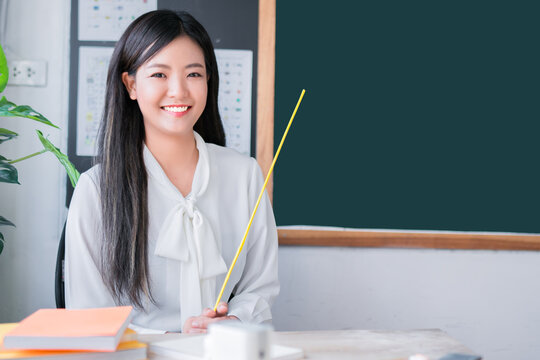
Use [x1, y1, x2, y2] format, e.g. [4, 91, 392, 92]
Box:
[55, 222, 66, 308]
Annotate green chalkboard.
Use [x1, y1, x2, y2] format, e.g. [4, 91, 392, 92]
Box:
[273, 1, 540, 233]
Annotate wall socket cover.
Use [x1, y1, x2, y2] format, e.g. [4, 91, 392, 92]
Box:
[8, 60, 47, 87]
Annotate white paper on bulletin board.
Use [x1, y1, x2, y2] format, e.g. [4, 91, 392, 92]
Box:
[75, 48, 253, 157]
[215, 49, 253, 156]
[76, 46, 114, 156]
[78, 0, 157, 41]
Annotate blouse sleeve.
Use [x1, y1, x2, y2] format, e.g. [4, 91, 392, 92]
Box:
[227, 158, 280, 323]
[64, 171, 116, 309]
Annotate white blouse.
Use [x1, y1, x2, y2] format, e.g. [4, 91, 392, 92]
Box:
[65, 132, 279, 332]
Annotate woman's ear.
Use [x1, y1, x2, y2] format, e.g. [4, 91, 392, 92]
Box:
[121, 72, 137, 100]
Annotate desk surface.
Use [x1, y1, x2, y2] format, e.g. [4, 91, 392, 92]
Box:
[140, 328, 478, 360]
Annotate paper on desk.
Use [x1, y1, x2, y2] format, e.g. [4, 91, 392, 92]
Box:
[149, 335, 303, 360]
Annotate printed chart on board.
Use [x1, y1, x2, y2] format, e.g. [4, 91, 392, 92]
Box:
[78, 0, 157, 41]
[215, 49, 253, 156]
[76, 46, 114, 156]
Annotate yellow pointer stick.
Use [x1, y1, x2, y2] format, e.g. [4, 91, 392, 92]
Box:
[214, 89, 306, 311]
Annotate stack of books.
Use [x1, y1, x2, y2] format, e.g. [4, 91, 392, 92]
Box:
[0, 306, 147, 359]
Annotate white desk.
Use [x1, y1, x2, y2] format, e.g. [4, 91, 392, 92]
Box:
[140, 329, 479, 360]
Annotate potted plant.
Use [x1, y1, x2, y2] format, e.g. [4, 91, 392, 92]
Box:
[0, 43, 79, 254]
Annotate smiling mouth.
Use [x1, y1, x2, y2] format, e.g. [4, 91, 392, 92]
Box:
[162, 105, 190, 113]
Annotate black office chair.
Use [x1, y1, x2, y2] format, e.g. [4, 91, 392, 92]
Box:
[55, 222, 66, 308]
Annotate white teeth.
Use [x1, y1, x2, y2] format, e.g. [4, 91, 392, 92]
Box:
[163, 106, 188, 112]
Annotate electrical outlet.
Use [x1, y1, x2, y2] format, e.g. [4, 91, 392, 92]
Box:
[8, 60, 47, 86]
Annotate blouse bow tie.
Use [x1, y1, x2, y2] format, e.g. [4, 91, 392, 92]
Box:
[149, 131, 228, 329]
[154, 199, 227, 279]
[154, 197, 228, 329]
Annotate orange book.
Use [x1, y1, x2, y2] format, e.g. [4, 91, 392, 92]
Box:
[0, 323, 147, 360]
[3, 307, 133, 352]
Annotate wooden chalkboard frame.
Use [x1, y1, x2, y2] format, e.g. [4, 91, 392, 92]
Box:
[257, 0, 540, 251]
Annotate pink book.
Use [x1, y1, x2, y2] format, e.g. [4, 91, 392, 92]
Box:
[3, 307, 133, 351]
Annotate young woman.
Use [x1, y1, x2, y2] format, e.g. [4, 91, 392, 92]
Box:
[65, 10, 279, 333]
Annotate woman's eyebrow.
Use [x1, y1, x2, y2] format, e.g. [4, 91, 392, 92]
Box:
[185, 63, 204, 69]
[146, 63, 171, 69]
[145, 62, 204, 69]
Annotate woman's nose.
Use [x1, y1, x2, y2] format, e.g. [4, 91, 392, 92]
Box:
[167, 76, 188, 98]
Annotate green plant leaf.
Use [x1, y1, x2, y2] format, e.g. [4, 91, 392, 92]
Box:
[0, 96, 59, 128]
[0, 157, 19, 184]
[36, 130, 80, 188]
[0, 127, 18, 144]
[0, 232, 4, 254]
[0, 44, 8, 93]
[0, 215, 15, 227]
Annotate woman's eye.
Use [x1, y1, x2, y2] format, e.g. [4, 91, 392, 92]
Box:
[187, 72, 202, 78]
[151, 73, 166, 78]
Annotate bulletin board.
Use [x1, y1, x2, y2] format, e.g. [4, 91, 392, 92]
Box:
[66, 0, 273, 202]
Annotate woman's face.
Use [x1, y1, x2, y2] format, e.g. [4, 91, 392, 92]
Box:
[122, 35, 208, 140]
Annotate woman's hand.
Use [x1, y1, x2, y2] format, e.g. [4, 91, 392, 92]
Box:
[182, 302, 239, 333]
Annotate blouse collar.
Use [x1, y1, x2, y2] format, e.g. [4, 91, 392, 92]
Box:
[143, 131, 209, 201]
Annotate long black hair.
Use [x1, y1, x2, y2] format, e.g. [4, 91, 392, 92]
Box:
[96, 10, 225, 307]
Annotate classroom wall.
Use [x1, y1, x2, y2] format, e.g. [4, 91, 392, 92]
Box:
[0, 2, 539, 360]
[0, 0, 69, 318]
[273, 246, 540, 360]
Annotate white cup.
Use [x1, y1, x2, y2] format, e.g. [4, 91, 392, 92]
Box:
[204, 321, 272, 360]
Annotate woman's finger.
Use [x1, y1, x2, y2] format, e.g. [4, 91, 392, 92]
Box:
[216, 302, 228, 316]
[203, 307, 216, 317]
